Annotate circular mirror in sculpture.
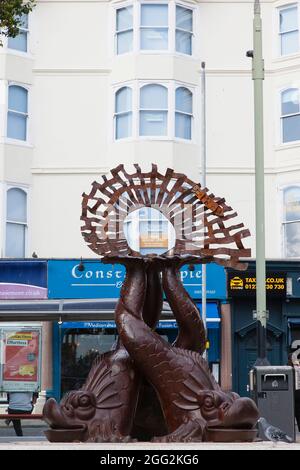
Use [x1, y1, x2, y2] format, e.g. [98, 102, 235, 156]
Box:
[81, 163, 250, 269]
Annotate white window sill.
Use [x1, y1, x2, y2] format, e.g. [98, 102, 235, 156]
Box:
[2, 138, 33, 149]
[115, 51, 195, 59]
[2, 49, 33, 60]
[114, 137, 194, 143]
[275, 141, 300, 151]
[273, 52, 300, 64]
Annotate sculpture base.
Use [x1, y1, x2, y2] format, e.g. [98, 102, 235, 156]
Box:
[44, 428, 87, 443]
[205, 428, 258, 443]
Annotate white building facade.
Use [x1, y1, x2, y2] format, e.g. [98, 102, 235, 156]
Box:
[0, 0, 300, 398]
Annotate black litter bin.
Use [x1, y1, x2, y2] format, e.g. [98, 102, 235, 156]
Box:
[250, 366, 295, 441]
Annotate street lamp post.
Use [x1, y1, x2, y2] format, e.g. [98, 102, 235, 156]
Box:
[247, 0, 269, 365]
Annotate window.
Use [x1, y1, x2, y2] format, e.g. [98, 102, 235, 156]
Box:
[116, 6, 133, 54]
[114, 81, 194, 140]
[281, 88, 300, 143]
[139, 84, 168, 136]
[140, 4, 168, 50]
[115, 87, 133, 139]
[279, 5, 299, 56]
[176, 5, 193, 55]
[283, 187, 300, 257]
[175, 87, 193, 139]
[115, 2, 193, 55]
[7, 85, 28, 141]
[7, 14, 29, 53]
[5, 188, 27, 258]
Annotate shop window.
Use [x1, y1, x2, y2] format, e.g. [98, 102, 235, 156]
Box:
[7, 85, 28, 141]
[116, 6, 133, 54]
[175, 86, 193, 139]
[5, 188, 27, 258]
[139, 84, 168, 136]
[279, 4, 299, 56]
[7, 14, 29, 53]
[283, 186, 300, 257]
[115, 86, 133, 139]
[281, 88, 300, 143]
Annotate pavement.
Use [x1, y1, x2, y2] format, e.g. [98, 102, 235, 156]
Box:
[0, 425, 298, 449]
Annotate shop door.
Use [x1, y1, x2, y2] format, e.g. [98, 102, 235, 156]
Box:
[237, 329, 282, 397]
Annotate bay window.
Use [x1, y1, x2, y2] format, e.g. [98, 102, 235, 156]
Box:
[175, 86, 193, 139]
[115, 2, 193, 55]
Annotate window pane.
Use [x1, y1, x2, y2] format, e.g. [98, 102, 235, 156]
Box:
[115, 87, 132, 113]
[175, 113, 191, 139]
[140, 111, 167, 136]
[5, 223, 25, 258]
[141, 5, 168, 26]
[176, 30, 192, 55]
[280, 6, 298, 32]
[116, 113, 132, 139]
[284, 187, 300, 222]
[8, 31, 27, 52]
[176, 6, 193, 31]
[7, 112, 27, 141]
[8, 86, 28, 113]
[116, 6, 133, 31]
[117, 30, 133, 54]
[281, 30, 299, 55]
[282, 89, 300, 115]
[176, 87, 192, 114]
[140, 28, 168, 50]
[140, 85, 168, 109]
[7, 188, 27, 222]
[285, 222, 300, 257]
[282, 115, 300, 143]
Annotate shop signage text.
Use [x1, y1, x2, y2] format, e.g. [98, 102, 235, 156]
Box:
[228, 272, 286, 297]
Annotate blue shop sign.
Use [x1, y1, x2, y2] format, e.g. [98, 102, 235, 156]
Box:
[48, 260, 226, 300]
[0, 260, 47, 300]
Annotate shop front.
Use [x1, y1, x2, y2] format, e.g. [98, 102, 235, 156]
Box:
[48, 259, 226, 401]
[228, 260, 300, 398]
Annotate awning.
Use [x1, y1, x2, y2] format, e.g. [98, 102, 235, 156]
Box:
[197, 302, 221, 329]
[288, 318, 300, 326]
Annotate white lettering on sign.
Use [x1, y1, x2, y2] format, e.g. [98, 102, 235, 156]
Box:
[72, 264, 118, 281]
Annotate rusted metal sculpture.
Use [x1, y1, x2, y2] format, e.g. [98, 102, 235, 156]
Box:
[43, 164, 259, 443]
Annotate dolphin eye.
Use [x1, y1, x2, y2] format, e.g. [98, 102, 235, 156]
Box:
[203, 396, 214, 408]
[78, 395, 91, 407]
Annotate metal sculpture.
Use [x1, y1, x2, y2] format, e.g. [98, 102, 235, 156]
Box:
[43, 164, 259, 443]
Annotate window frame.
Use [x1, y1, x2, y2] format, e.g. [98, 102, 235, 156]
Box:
[6, 13, 30, 56]
[6, 83, 30, 144]
[112, 80, 195, 142]
[114, 85, 133, 140]
[4, 186, 29, 259]
[175, 3, 194, 56]
[139, 83, 169, 137]
[115, 5, 134, 55]
[175, 85, 194, 140]
[113, 0, 195, 57]
[278, 3, 300, 57]
[280, 86, 300, 145]
[282, 185, 300, 258]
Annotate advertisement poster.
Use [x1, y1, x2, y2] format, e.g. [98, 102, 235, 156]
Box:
[1, 328, 42, 392]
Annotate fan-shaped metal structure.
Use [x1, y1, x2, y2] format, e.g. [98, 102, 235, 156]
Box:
[81, 163, 250, 269]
